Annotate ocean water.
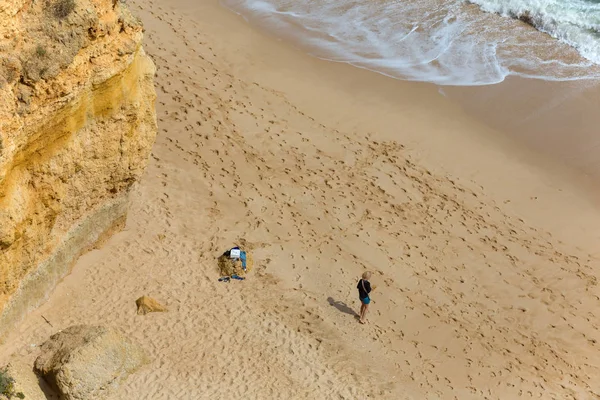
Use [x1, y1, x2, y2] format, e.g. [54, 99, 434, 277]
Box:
[222, 0, 600, 86]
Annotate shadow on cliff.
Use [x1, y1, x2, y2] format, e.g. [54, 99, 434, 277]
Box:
[33, 367, 59, 399]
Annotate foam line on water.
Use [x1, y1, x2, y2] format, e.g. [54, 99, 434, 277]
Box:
[222, 0, 600, 86]
[469, 0, 600, 64]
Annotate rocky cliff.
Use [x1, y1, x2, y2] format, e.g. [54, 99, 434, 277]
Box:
[0, 0, 157, 341]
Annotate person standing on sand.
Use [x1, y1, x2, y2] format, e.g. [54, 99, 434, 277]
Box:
[357, 271, 374, 324]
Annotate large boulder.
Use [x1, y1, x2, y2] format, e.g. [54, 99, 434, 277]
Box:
[34, 325, 147, 400]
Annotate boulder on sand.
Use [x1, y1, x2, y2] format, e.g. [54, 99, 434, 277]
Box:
[34, 325, 146, 400]
[135, 296, 167, 315]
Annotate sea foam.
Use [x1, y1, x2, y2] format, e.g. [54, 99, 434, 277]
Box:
[223, 0, 600, 86]
[469, 0, 600, 64]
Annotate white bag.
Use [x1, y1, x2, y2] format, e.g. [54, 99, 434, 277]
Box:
[230, 248, 241, 259]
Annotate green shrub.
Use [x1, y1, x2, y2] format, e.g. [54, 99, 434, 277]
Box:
[0, 367, 25, 399]
[35, 45, 47, 58]
[52, 0, 76, 19]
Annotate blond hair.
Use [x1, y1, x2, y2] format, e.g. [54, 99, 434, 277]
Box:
[362, 271, 371, 280]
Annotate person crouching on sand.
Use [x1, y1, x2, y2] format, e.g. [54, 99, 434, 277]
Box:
[357, 271, 375, 324]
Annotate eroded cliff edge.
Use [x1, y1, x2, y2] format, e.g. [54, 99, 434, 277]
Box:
[0, 0, 157, 341]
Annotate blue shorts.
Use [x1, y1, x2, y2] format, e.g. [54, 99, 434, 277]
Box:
[360, 296, 370, 305]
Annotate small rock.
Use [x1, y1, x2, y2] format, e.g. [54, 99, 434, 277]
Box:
[135, 296, 167, 315]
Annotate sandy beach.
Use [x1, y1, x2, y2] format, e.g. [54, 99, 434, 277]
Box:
[2, 0, 600, 399]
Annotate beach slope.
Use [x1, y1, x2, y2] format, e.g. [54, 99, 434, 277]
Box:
[1, 0, 600, 399]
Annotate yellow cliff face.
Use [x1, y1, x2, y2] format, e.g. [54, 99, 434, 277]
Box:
[0, 0, 157, 341]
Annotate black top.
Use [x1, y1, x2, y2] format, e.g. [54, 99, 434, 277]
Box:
[357, 279, 371, 299]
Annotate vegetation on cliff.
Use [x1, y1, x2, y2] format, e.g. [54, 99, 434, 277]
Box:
[0, 367, 24, 399]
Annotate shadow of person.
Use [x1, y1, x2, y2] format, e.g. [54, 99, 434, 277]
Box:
[327, 297, 359, 317]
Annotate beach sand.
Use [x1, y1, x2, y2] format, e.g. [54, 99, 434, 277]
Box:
[2, 0, 600, 399]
